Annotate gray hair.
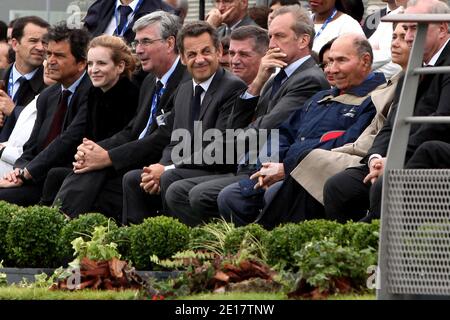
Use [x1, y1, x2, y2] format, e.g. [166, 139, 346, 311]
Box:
[133, 10, 181, 52]
[353, 36, 374, 66]
[407, 0, 450, 13]
[230, 25, 269, 55]
[271, 5, 315, 51]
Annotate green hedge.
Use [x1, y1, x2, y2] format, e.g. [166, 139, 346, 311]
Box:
[6, 206, 66, 268]
[0, 201, 20, 265]
[59, 213, 117, 261]
[130, 216, 190, 270]
[223, 224, 269, 255]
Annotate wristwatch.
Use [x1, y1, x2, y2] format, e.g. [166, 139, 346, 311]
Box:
[17, 168, 27, 181]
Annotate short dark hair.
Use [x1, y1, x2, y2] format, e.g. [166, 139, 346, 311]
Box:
[47, 23, 91, 63]
[0, 20, 7, 42]
[318, 37, 336, 65]
[231, 25, 269, 55]
[11, 16, 50, 42]
[269, 0, 301, 7]
[177, 21, 220, 54]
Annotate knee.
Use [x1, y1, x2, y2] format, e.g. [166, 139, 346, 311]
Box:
[122, 170, 141, 191]
[323, 174, 340, 205]
[164, 181, 184, 208]
[160, 170, 177, 193]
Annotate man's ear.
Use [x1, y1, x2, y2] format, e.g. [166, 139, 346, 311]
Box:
[180, 53, 187, 66]
[362, 52, 372, 69]
[166, 35, 176, 53]
[11, 38, 19, 52]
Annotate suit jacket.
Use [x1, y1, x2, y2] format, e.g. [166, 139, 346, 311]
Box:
[367, 40, 450, 163]
[159, 67, 247, 170]
[228, 57, 330, 131]
[290, 72, 401, 204]
[14, 73, 92, 182]
[83, 0, 174, 44]
[0, 64, 46, 141]
[217, 15, 257, 39]
[98, 60, 190, 171]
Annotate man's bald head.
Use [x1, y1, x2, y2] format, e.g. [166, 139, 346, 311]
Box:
[327, 34, 374, 90]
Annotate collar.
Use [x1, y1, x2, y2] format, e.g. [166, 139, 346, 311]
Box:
[115, 0, 138, 11]
[11, 64, 39, 83]
[192, 72, 216, 94]
[284, 55, 311, 78]
[329, 72, 386, 98]
[230, 18, 244, 30]
[61, 71, 86, 94]
[157, 56, 180, 88]
[427, 38, 450, 66]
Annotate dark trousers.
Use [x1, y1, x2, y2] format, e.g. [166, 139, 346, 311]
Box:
[165, 172, 244, 226]
[53, 168, 124, 221]
[0, 182, 43, 206]
[122, 169, 162, 225]
[405, 140, 450, 169]
[323, 165, 376, 223]
[217, 180, 282, 226]
[258, 175, 326, 229]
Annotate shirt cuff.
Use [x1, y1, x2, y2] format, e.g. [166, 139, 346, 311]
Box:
[240, 91, 258, 100]
[164, 164, 175, 171]
[368, 154, 382, 167]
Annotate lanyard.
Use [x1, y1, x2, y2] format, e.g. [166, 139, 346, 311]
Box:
[314, 8, 337, 39]
[114, 0, 144, 37]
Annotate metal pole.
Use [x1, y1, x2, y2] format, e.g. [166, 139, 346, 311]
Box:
[199, 0, 205, 20]
[46, 0, 51, 23]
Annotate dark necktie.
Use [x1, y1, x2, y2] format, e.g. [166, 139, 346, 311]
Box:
[270, 69, 287, 98]
[43, 89, 71, 148]
[191, 85, 204, 122]
[12, 76, 27, 104]
[117, 5, 133, 35]
[141, 80, 164, 138]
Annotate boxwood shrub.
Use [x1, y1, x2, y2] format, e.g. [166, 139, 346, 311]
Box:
[265, 220, 343, 270]
[223, 223, 269, 255]
[105, 226, 132, 263]
[0, 201, 21, 265]
[6, 206, 66, 268]
[130, 216, 190, 270]
[59, 213, 117, 261]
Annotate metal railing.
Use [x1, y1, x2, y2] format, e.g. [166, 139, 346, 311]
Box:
[377, 14, 450, 300]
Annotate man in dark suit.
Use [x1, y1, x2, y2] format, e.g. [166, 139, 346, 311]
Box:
[0, 24, 91, 206]
[163, 6, 329, 226]
[121, 21, 247, 224]
[0, 16, 49, 142]
[206, 0, 257, 39]
[50, 11, 190, 220]
[323, 0, 450, 223]
[83, 0, 175, 44]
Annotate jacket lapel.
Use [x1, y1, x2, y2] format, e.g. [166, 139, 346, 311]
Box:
[198, 68, 223, 120]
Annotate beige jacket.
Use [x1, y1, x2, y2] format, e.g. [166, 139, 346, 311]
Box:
[290, 72, 401, 204]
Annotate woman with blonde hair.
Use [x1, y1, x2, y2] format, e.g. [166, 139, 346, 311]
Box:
[41, 35, 139, 212]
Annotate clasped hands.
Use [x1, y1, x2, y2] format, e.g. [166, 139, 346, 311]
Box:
[363, 157, 386, 185]
[249, 162, 285, 190]
[72, 138, 112, 174]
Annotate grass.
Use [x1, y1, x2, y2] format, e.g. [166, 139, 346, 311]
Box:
[179, 292, 376, 300]
[0, 287, 376, 300]
[0, 287, 139, 300]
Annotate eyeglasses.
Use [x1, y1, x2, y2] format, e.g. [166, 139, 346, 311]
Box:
[131, 38, 163, 50]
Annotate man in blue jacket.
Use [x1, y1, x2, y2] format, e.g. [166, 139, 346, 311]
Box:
[218, 33, 386, 229]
